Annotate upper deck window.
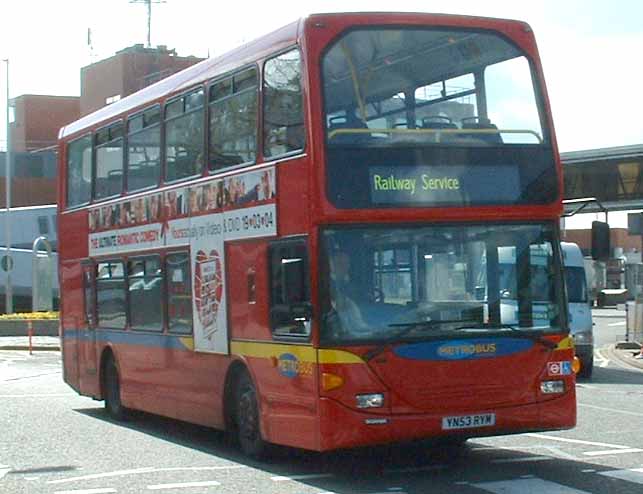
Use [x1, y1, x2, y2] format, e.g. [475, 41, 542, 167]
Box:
[165, 88, 205, 182]
[263, 49, 305, 158]
[209, 67, 258, 170]
[66, 135, 92, 208]
[322, 28, 557, 209]
[127, 106, 161, 192]
[323, 28, 543, 146]
[94, 122, 124, 200]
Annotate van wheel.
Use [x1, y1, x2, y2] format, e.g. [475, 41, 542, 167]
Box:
[104, 356, 128, 421]
[235, 371, 268, 459]
[578, 358, 593, 378]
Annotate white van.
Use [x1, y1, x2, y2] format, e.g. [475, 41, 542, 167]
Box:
[561, 242, 594, 378]
[497, 242, 594, 377]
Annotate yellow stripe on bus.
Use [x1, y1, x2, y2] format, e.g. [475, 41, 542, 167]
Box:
[555, 336, 574, 350]
[230, 341, 364, 364]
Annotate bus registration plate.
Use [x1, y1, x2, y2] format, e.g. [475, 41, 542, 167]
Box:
[442, 413, 495, 430]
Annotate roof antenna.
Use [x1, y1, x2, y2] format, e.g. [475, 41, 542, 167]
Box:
[129, 0, 167, 48]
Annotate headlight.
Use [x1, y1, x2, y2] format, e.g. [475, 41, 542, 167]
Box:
[573, 332, 593, 345]
[541, 380, 565, 394]
[356, 393, 384, 408]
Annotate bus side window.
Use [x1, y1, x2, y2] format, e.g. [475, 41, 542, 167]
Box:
[166, 252, 193, 334]
[263, 49, 305, 158]
[269, 238, 311, 337]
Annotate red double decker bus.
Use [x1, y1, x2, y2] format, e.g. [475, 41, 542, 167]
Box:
[58, 12, 576, 457]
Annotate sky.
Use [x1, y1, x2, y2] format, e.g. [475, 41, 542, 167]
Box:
[0, 1, 642, 231]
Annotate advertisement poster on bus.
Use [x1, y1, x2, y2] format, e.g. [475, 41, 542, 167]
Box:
[87, 167, 277, 354]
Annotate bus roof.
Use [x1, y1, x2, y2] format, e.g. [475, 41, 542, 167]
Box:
[59, 12, 530, 141]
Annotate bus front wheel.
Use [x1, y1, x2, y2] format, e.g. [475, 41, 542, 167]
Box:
[103, 356, 128, 421]
[235, 371, 267, 458]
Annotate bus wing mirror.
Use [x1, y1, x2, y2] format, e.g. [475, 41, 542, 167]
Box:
[591, 221, 610, 261]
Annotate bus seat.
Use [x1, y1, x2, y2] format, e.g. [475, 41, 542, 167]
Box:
[421, 116, 457, 143]
[461, 117, 503, 144]
[328, 115, 370, 144]
[421, 116, 457, 130]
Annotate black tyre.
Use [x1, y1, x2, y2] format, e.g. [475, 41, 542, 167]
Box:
[235, 371, 268, 458]
[104, 356, 128, 421]
[578, 357, 593, 379]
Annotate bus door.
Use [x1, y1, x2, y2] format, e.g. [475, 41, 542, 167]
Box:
[79, 261, 99, 397]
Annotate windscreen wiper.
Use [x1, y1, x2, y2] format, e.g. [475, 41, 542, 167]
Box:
[363, 318, 478, 362]
[454, 322, 558, 350]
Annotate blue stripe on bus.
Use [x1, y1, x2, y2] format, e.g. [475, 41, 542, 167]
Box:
[62, 328, 192, 350]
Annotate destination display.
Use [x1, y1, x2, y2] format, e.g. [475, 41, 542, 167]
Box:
[369, 165, 521, 206]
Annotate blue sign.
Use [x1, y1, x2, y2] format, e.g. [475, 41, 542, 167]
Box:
[394, 338, 534, 361]
[277, 353, 299, 378]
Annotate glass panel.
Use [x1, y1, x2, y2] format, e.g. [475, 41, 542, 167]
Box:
[144, 106, 161, 127]
[128, 114, 144, 134]
[167, 252, 193, 333]
[66, 135, 92, 208]
[209, 89, 257, 170]
[165, 98, 183, 119]
[321, 224, 562, 344]
[210, 78, 232, 102]
[96, 261, 126, 329]
[128, 257, 163, 331]
[323, 28, 544, 147]
[235, 68, 257, 92]
[185, 89, 204, 111]
[165, 110, 204, 181]
[95, 129, 124, 200]
[127, 123, 161, 191]
[263, 49, 304, 157]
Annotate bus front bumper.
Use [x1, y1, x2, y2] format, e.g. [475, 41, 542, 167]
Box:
[318, 392, 576, 451]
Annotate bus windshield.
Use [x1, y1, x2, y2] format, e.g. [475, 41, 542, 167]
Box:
[321, 223, 563, 344]
[322, 27, 557, 209]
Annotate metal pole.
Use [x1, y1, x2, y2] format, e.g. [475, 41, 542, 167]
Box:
[3, 58, 12, 314]
[147, 0, 152, 48]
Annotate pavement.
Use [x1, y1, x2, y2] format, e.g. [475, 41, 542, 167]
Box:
[0, 335, 61, 352]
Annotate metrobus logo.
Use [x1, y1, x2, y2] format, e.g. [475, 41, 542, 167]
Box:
[437, 342, 497, 359]
[394, 338, 534, 361]
[277, 353, 314, 378]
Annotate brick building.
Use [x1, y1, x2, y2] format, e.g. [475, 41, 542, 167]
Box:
[10, 95, 80, 153]
[80, 44, 203, 116]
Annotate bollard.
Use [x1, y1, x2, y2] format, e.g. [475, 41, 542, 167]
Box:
[28, 320, 33, 356]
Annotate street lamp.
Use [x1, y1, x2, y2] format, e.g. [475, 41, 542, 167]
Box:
[3, 58, 12, 314]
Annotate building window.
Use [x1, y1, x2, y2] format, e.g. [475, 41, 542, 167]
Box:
[209, 67, 258, 170]
[263, 49, 305, 158]
[94, 122, 124, 200]
[127, 106, 161, 192]
[96, 260, 126, 329]
[66, 135, 92, 208]
[166, 252, 193, 334]
[128, 256, 163, 331]
[165, 88, 205, 182]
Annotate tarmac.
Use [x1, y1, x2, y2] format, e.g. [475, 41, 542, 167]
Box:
[0, 310, 641, 370]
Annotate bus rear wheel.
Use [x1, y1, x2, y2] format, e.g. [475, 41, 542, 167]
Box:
[104, 356, 128, 421]
[235, 371, 267, 458]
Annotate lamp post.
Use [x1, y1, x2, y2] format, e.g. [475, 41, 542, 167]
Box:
[3, 58, 12, 314]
